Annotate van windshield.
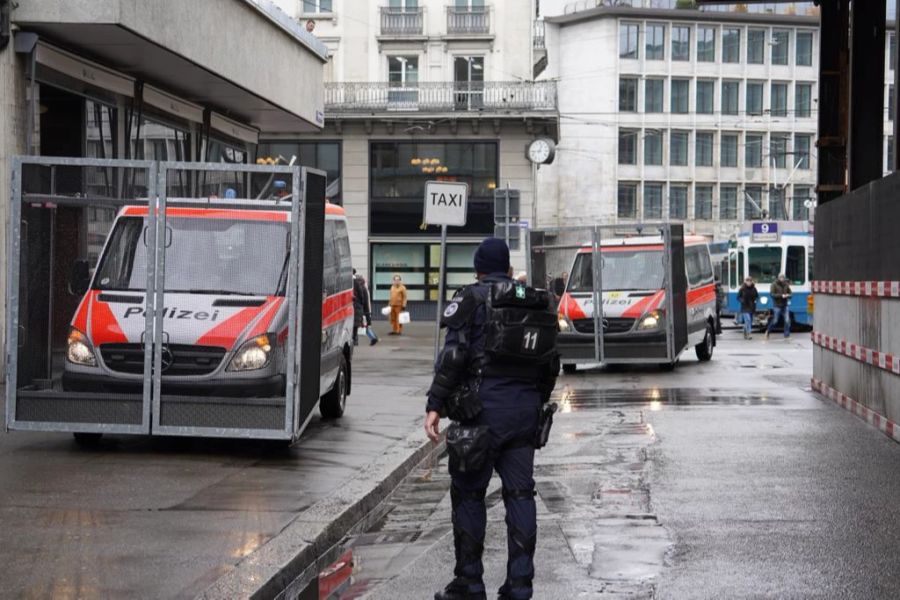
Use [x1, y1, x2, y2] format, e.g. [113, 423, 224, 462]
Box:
[568, 249, 665, 293]
[94, 216, 290, 296]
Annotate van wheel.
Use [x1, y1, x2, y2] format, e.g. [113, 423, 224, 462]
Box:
[696, 323, 715, 362]
[320, 355, 348, 419]
[562, 363, 578, 374]
[73, 432, 103, 447]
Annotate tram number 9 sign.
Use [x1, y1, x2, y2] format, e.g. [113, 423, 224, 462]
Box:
[751, 222, 780, 243]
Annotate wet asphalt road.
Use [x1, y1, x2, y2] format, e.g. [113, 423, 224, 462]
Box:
[332, 330, 900, 599]
[0, 323, 435, 599]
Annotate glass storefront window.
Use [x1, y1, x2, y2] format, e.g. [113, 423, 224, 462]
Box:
[257, 141, 342, 203]
[370, 141, 498, 235]
[372, 243, 477, 302]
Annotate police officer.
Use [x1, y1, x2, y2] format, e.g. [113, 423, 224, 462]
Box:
[425, 238, 558, 600]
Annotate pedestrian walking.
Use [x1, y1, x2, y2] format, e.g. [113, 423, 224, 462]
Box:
[766, 273, 792, 339]
[353, 270, 378, 346]
[389, 274, 408, 335]
[737, 277, 759, 340]
[425, 237, 559, 600]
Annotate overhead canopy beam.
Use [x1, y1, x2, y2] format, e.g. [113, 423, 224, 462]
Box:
[848, 0, 887, 190]
[817, 0, 850, 206]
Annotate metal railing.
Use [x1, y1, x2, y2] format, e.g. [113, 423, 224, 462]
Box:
[534, 19, 545, 49]
[446, 5, 490, 35]
[324, 80, 557, 113]
[380, 6, 424, 35]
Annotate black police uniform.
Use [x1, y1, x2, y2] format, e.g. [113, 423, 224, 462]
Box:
[428, 272, 557, 600]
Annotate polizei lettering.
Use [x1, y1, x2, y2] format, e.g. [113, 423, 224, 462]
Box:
[123, 307, 220, 321]
[429, 192, 463, 207]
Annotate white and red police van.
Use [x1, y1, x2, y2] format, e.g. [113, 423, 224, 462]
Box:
[62, 200, 354, 422]
[557, 235, 717, 372]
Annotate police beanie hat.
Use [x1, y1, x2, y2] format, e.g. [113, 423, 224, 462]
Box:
[474, 237, 510, 275]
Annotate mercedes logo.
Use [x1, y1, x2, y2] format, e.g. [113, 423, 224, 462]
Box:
[160, 345, 174, 372]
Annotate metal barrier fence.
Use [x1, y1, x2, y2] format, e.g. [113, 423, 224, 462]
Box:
[7, 156, 327, 441]
[528, 223, 688, 367]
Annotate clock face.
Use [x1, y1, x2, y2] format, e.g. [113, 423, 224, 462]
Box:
[529, 140, 550, 163]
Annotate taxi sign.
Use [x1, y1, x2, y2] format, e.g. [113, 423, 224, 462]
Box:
[424, 181, 468, 226]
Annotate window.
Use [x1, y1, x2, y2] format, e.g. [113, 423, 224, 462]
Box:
[619, 78, 638, 112]
[769, 188, 786, 220]
[797, 31, 813, 66]
[671, 79, 690, 114]
[695, 185, 713, 220]
[388, 55, 419, 106]
[795, 83, 812, 118]
[696, 131, 714, 166]
[671, 130, 689, 166]
[746, 81, 764, 115]
[720, 185, 738, 220]
[454, 56, 485, 110]
[619, 129, 638, 165]
[792, 185, 812, 220]
[618, 183, 638, 218]
[644, 130, 663, 166]
[333, 220, 353, 292]
[303, 0, 333, 13]
[645, 78, 664, 113]
[257, 141, 342, 203]
[723, 27, 741, 63]
[889, 136, 895, 172]
[696, 80, 714, 114]
[670, 185, 687, 220]
[748, 28, 765, 64]
[745, 133, 763, 168]
[620, 23, 640, 59]
[771, 82, 788, 117]
[786, 246, 806, 285]
[370, 141, 497, 235]
[646, 23, 665, 60]
[672, 25, 690, 61]
[771, 133, 789, 168]
[772, 29, 790, 65]
[697, 27, 716, 62]
[794, 134, 811, 169]
[644, 183, 663, 219]
[748, 247, 781, 284]
[686, 246, 714, 287]
[721, 133, 738, 167]
[744, 185, 763, 220]
[889, 85, 895, 122]
[722, 80, 739, 115]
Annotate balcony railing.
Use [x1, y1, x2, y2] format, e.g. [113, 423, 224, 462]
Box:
[446, 5, 490, 35]
[380, 7, 424, 35]
[534, 19, 545, 49]
[325, 81, 557, 113]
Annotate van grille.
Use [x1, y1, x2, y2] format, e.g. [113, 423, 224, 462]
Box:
[99, 344, 226, 376]
[572, 318, 634, 335]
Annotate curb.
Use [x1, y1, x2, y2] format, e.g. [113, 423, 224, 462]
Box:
[196, 430, 444, 600]
[811, 378, 900, 444]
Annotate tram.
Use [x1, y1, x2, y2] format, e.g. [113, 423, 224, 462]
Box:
[723, 220, 814, 329]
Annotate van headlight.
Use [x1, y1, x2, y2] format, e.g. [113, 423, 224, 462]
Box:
[558, 316, 571, 332]
[67, 328, 97, 366]
[229, 334, 272, 371]
[637, 311, 661, 331]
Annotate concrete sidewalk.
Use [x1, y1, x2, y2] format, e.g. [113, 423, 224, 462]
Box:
[0, 323, 439, 599]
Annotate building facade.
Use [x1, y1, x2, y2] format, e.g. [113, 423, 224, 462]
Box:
[271, 0, 558, 315]
[537, 5, 823, 242]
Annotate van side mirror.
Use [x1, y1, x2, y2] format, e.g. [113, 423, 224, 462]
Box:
[69, 260, 90, 296]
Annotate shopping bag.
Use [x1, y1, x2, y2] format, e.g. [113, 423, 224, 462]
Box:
[357, 327, 368, 335]
[399, 311, 411, 324]
[381, 306, 391, 317]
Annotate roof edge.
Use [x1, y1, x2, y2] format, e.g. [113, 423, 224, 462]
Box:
[241, 0, 329, 61]
[546, 6, 820, 26]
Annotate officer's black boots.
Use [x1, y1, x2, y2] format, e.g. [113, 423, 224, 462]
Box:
[434, 578, 487, 600]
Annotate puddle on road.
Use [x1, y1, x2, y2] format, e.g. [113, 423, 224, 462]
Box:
[553, 385, 783, 412]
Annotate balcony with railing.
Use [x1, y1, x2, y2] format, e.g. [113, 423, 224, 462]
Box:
[446, 5, 491, 36]
[380, 6, 425, 36]
[325, 81, 557, 114]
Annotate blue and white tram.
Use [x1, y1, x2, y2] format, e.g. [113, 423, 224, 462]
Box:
[724, 221, 814, 328]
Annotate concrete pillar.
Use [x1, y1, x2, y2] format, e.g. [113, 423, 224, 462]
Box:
[848, 0, 886, 190]
[894, 0, 900, 171]
[0, 44, 26, 380]
[817, 0, 850, 206]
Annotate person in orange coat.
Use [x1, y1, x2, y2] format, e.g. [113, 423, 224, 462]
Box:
[389, 274, 408, 335]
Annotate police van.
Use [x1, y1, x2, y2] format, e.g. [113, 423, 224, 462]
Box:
[557, 235, 717, 372]
[62, 199, 354, 428]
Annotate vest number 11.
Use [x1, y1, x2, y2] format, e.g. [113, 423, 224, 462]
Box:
[522, 329, 539, 352]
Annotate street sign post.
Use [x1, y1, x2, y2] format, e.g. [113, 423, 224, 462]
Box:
[424, 181, 468, 362]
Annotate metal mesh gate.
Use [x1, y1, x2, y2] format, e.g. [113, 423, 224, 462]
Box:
[528, 223, 687, 367]
[7, 157, 326, 441]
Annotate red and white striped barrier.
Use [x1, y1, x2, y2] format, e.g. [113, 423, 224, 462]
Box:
[812, 331, 900, 376]
[811, 378, 900, 443]
[811, 280, 900, 298]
